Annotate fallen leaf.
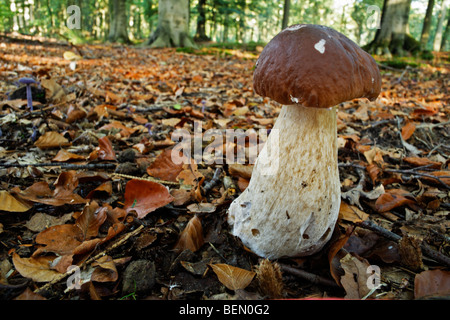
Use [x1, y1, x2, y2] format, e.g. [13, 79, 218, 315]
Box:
[123, 179, 174, 219]
[209, 263, 256, 291]
[26, 212, 73, 232]
[147, 148, 184, 182]
[174, 215, 204, 252]
[398, 234, 424, 271]
[403, 157, 442, 169]
[186, 203, 216, 214]
[99, 121, 137, 138]
[414, 269, 450, 299]
[339, 202, 369, 223]
[375, 190, 416, 213]
[12, 180, 87, 206]
[85, 181, 113, 199]
[34, 224, 83, 256]
[91, 255, 118, 282]
[97, 136, 116, 160]
[34, 131, 71, 149]
[170, 189, 192, 206]
[0, 190, 33, 212]
[13, 287, 47, 300]
[52, 149, 85, 162]
[12, 253, 61, 283]
[401, 121, 416, 141]
[75, 201, 108, 241]
[339, 252, 373, 299]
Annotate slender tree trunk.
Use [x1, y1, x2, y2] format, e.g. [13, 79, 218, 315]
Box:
[366, 0, 412, 56]
[195, 0, 210, 41]
[433, 0, 448, 51]
[147, 0, 196, 48]
[282, 0, 290, 30]
[441, 10, 450, 50]
[108, 0, 130, 43]
[420, 0, 435, 48]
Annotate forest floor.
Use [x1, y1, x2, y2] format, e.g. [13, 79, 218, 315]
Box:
[0, 34, 449, 301]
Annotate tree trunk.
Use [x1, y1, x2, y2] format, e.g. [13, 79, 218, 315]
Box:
[282, 0, 290, 30]
[108, 0, 130, 43]
[441, 9, 450, 50]
[420, 0, 435, 48]
[195, 0, 210, 41]
[147, 0, 196, 48]
[366, 0, 413, 56]
[433, 1, 448, 51]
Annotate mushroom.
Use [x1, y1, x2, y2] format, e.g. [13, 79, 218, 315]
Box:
[227, 24, 381, 259]
[18, 77, 39, 112]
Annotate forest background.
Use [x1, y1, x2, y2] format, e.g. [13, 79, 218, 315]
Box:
[0, 0, 449, 56]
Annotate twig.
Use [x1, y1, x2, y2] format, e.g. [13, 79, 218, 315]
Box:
[279, 263, 340, 288]
[203, 167, 222, 194]
[34, 225, 144, 295]
[111, 173, 179, 186]
[384, 168, 450, 190]
[357, 220, 450, 268]
[0, 162, 117, 170]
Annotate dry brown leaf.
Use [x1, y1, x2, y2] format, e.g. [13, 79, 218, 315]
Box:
[176, 162, 204, 186]
[414, 269, 450, 299]
[0, 190, 32, 212]
[13, 287, 47, 300]
[91, 255, 118, 283]
[97, 136, 116, 160]
[123, 179, 174, 219]
[403, 157, 442, 169]
[12, 253, 61, 283]
[34, 224, 83, 256]
[339, 202, 369, 223]
[401, 121, 416, 141]
[85, 181, 113, 199]
[340, 252, 373, 299]
[174, 215, 204, 252]
[75, 201, 108, 240]
[186, 203, 216, 213]
[398, 234, 424, 271]
[170, 189, 192, 206]
[34, 131, 71, 150]
[99, 121, 137, 138]
[375, 190, 416, 213]
[147, 148, 184, 182]
[12, 180, 87, 207]
[52, 149, 85, 162]
[210, 263, 256, 291]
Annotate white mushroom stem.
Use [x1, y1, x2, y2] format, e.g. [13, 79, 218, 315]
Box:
[228, 104, 341, 259]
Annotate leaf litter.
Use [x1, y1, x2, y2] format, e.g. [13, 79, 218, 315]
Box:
[0, 36, 449, 300]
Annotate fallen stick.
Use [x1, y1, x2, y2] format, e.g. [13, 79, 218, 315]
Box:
[0, 162, 117, 170]
[34, 225, 144, 295]
[278, 263, 340, 288]
[357, 220, 450, 268]
[203, 167, 222, 194]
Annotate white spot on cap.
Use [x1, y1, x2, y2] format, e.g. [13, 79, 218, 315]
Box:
[284, 25, 306, 32]
[314, 39, 326, 54]
[290, 95, 299, 104]
[372, 77, 375, 84]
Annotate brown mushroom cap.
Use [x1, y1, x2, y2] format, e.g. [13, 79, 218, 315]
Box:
[253, 24, 382, 108]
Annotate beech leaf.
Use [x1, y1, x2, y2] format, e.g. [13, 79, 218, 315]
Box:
[414, 270, 450, 299]
[209, 263, 256, 291]
[174, 215, 204, 252]
[34, 131, 71, 149]
[12, 253, 61, 283]
[123, 179, 174, 219]
[0, 190, 32, 212]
